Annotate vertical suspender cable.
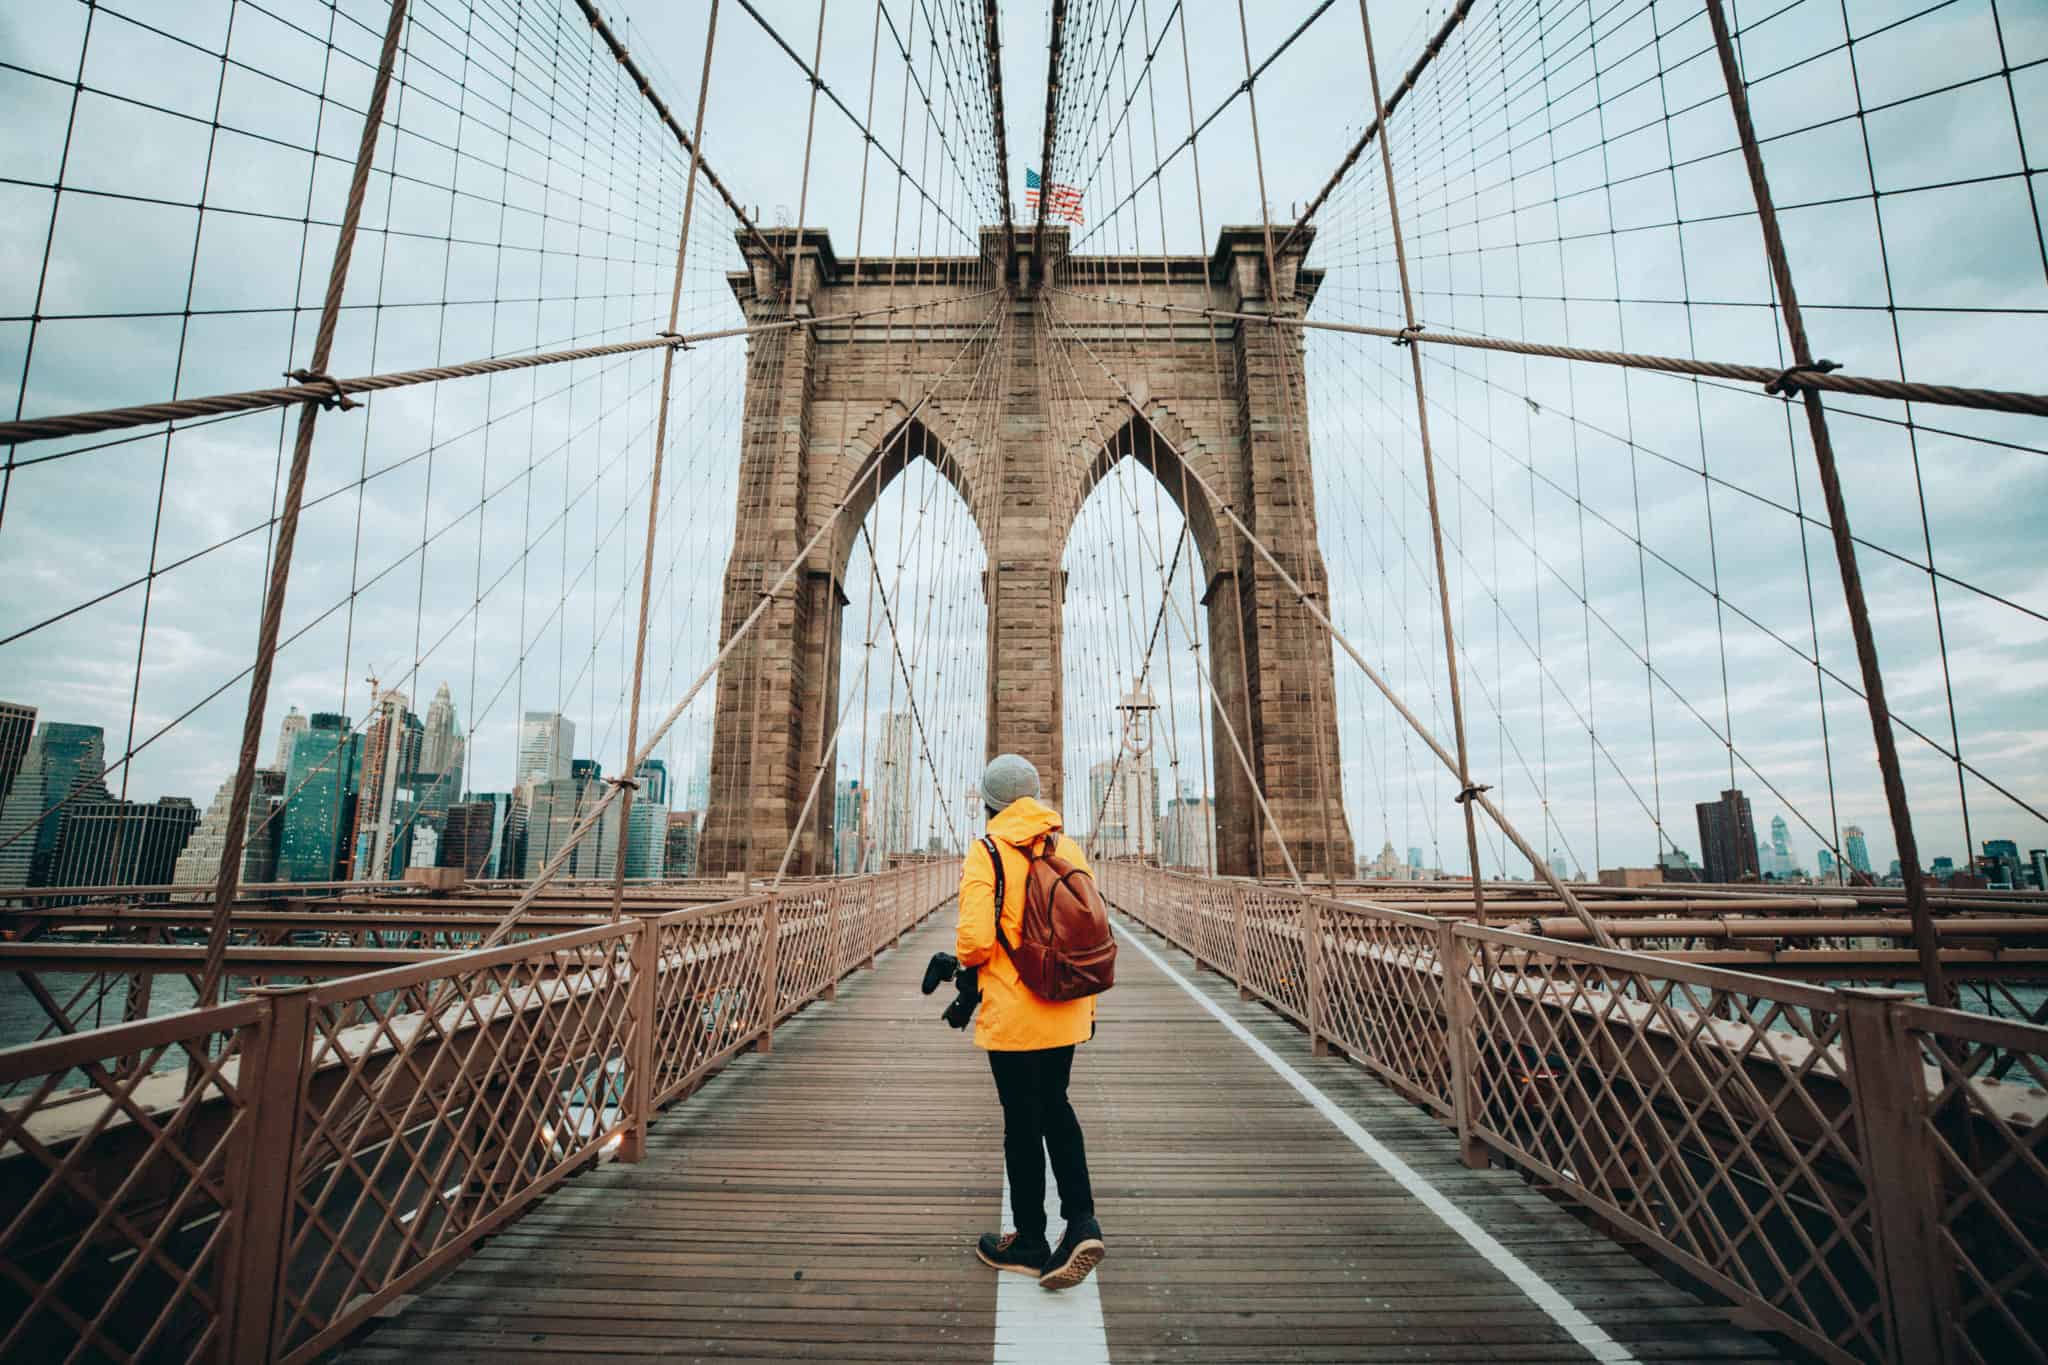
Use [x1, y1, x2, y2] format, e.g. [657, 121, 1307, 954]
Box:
[1703, 0, 1950, 1008]
[610, 0, 721, 922]
[198, 0, 413, 1008]
[1351, 0, 1491, 924]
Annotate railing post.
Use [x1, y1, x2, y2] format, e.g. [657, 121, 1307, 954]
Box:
[1305, 898, 1326, 1056]
[223, 987, 312, 1362]
[825, 890, 840, 1000]
[865, 874, 879, 970]
[1439, 923, 1486, 1169]
[1840, 990, 1958, 1364]
[620, 920, 657, 1162]
[756, 896, 779, 1053]
[1236, 887, 1252, 1000]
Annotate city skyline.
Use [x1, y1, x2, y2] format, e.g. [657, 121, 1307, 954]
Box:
[0, 687, 703, 894]
[1, 678, 2039, 892]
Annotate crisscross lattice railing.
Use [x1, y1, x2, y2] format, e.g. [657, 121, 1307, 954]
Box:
[0, 862, 949, 1363]
[1105, 862, 2048, 1365]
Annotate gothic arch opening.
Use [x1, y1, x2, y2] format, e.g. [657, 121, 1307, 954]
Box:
[1061, 413, 1232, 875]
[829, 420, 989, 874]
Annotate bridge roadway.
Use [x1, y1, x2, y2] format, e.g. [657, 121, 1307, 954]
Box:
[342, 914, 1781, 1363]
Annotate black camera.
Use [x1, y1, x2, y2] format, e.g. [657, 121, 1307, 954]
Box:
[920, 951, 981, 1030]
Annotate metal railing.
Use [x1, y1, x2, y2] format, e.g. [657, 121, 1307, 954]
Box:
[1103, 864, 2048, 1365]
[0, 863, 951, 1363]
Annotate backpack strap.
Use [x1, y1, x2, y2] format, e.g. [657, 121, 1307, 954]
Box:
[981, 835, 1009, 952]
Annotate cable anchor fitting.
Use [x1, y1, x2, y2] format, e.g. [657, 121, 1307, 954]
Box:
[287, 369, 359, 411]
[1765, 358, 1840, 398]
[1453, 782, 1492, 806]
[1394, 324, 1425, 348]
[658, 330, 691, 351]
[608, 775, 641, 792]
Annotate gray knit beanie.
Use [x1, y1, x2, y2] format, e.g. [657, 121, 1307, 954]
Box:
[979, 753, 1041, 811]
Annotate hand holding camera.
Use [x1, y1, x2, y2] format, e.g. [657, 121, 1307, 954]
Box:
[920, 951, 981, 1030]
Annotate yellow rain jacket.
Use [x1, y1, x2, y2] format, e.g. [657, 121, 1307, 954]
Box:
[955, 797, 1097, 1052]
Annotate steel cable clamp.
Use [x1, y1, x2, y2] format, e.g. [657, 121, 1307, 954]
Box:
[286, 368, 359, 411]
[1765, 358, 1841, 397]
[1453, 782, 1491, 805]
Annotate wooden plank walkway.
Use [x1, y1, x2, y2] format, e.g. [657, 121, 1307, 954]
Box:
[344, 912, 1785, 1363]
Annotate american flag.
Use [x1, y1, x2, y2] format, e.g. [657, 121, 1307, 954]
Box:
[1024, 168, 1084, 225]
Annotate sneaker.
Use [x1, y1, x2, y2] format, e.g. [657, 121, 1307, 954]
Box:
[975, 1230, 1050, 1276]
[1037, 1217, 1106, 1290]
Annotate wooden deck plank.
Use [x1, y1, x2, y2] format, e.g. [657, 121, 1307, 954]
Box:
[342, 911, 1788, 1363]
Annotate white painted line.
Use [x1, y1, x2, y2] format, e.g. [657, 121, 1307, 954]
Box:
[993, 1155, 1111, 1363]
[1115, 915, 1639, 1365]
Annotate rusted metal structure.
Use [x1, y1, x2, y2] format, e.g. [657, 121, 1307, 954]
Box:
[0, 863, 949, 1361]
[1106, 864, 2048, 1364]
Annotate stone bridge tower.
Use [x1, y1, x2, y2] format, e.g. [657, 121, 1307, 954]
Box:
[699, 225, 1354, 882]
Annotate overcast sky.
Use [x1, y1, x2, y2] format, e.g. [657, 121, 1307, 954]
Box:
[1, 0, 2041, 879]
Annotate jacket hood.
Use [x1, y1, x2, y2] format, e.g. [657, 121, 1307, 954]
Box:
[987, 795, 1063, 846]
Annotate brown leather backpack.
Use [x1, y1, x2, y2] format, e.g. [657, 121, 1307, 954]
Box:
[982, 830, 1117, 1002]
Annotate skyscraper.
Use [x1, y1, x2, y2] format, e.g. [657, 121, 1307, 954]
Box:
[1843, 824, 1873, 878]
[175, 768, 284, 894]
[353, 689, 424, 880]
[1407, 846, 1423, 872]
[439, 792, 516, 877]
[1695, 788, 1760, 883]
[666, 810, 701, 878]
[622, 759, 669, 879]
[1087, 758, 1159, 858]
[499, 795, 528, 881]
[1160, 794, 1215, 872]
[0, 722, 112, 893]
[0, 701, 37, 810]
[636, 758, 669, 805]
[1817, 848, 1837, 880]
[524, 758, 619, 878]
[438, 800, 496, 877]
[872, 711, 917, 859]
[833, 779, 868, 874]
[1982, 839, 2022, 889]
[415, 683, 464, 818]
[519, 711, 574, 791]
[422, 683, 461, 774]
[1769, 815, 1794, 878]
[50, 796, 199, 901]
[277, 713, 361, 882]
[272, 706, 307, 770]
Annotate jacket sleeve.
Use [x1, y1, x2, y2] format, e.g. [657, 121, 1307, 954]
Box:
[955, 840, 998, 967]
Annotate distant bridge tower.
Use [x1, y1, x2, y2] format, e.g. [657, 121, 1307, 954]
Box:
[701, 225, 1354, 880]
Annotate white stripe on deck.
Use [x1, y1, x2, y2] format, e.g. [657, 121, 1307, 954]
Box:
[1116, 916, 1640, 1365]
[993, 1156, 1111, 1363]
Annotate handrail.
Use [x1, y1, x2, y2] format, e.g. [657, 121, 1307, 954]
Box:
[1102, 862, 2048, 1365]
[0, 863, 954, 1363]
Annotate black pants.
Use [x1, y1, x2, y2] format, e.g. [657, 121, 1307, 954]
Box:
[988, 1045, 1094, 1241]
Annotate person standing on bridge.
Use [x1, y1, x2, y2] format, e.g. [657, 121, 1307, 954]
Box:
[957, 753, 1112, 1291]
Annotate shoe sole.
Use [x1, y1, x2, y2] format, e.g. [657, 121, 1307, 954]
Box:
[976, 1245, 1046, 1277]
[1037, 1238, 1105, 1290]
